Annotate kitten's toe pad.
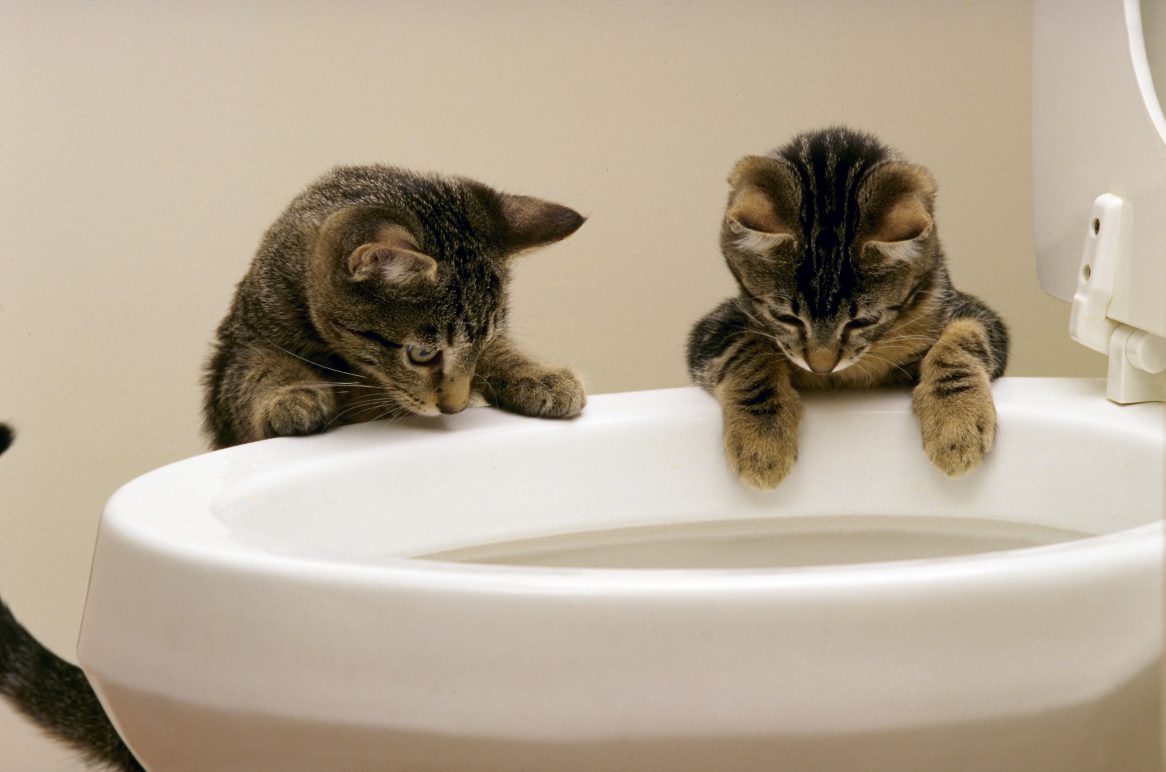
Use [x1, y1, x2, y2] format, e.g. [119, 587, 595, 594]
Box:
[723, 418, 797, 491]
[497, 368, 586, 419]
[913, 377, 996, 477]
[257, 386, 336, 439]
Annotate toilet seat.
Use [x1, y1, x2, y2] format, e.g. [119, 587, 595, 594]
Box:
[73, 2, 1166, 768]
[77, 381, 1165, 770]
[1034, 0, 1166, 401]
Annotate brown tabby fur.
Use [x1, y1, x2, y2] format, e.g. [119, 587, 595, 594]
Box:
[203, 166, 587, 449]
[688, 128, 1008, 489]
[0, 425, 142, 770]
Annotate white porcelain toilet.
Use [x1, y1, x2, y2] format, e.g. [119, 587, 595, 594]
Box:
[77, 2, 1166, 770]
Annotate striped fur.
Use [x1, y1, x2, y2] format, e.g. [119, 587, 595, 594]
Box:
[0, 426, 142, 770]
[203, 166, 586, 448]
[688, 128, 1009, 488]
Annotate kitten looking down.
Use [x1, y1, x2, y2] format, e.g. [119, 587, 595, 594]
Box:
[688, 128, 1008, 489]
[203, 165, 587, 449]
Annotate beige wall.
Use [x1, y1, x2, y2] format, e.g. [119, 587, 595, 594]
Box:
[0, 1, 1101, 767]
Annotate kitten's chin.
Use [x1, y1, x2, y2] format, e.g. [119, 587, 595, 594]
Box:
[831, 358, 860, 374]
[787, 354, 814, 373]
[364, 378, 440, 417]
[788, 354, 859, 375]
[379, 385, 441, 417]
[406, 401, 441, 417]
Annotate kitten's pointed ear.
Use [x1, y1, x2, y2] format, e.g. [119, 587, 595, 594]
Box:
[497, 193, 585, 256]
[725, 155, 800, 255]
[348, 224, 438, 284]
[859, 162, 937, 263]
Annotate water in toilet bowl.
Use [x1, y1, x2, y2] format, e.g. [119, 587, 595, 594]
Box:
[420, 515, 1093, 570]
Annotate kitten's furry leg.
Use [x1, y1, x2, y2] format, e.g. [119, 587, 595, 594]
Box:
[913, 300, 1007, 476]
[689, 301, 803, 490]
[947, 290, 1010, 378]
[209, 344, 340, 447]
[475, 335, 585, 418]
[713, 340, 803, 490]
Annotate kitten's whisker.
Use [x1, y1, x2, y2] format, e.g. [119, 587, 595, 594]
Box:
[752, 332, 785, 347]
[471, 373, 501, 404]
[872, 346, 929, 356]
[266, 381, 380, 396]
[857, 351, 915, 379]
[738, 307, 774, 336]
[336, 402, 390, 416]
[848, 363, 876, 387]
[720, 329, 758, 346]
[847, 357, 880, 385]
[877, 320, 934, 341]
[368, 403, 413, 424]
[726, 329, 787, 361]
[261, 337, 367, 379]
[342, 396, 404, 411]
[342, 390, 395, 403]
[879, 333, 937, 341]
[884, 307, 934, 327]
[325, 403, 375, 428]
[873, 338, 936, 352]
[732, 323, 785, 348]
[326, 397, 406, 428]
[738, 306, 764, 326]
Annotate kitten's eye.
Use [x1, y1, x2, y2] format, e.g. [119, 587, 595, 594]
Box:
[774, 314, 804, 328]
[350, 328, 402, 350]
[406, 344, 441, 365]
[846, 317, 878, 331]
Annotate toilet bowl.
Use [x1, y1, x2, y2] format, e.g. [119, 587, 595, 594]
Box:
[77, 1, 1166, 770]
[78, 381, 1163, 771]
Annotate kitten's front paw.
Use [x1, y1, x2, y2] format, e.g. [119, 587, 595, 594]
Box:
[723, 415, 798, 491]
[494, 367, 586, 419]
[913, 375, 996, 476]
[255, 386, 337, 439]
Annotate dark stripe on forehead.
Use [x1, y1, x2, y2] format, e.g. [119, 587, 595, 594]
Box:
[421, 190, 495, 330]
[778, 129, 890, 318]
[456, 258, 503, 343]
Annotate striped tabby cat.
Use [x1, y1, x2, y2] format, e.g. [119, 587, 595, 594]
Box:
[204, 166, 587, 448]
[688, 128, 1008, 489]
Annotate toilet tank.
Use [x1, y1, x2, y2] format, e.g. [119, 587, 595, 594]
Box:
[1032, 0, 1166, 339]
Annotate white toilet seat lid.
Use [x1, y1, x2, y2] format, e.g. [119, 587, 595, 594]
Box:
[1033, 0, 1166, 339]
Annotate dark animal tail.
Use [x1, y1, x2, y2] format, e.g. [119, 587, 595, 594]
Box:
[0, 425, 143, 771]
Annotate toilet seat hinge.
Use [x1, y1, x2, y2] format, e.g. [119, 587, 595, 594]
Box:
[1070, 194, 1166, 404]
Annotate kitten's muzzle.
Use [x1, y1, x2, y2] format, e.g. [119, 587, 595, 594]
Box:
[806, 347, 842, 374]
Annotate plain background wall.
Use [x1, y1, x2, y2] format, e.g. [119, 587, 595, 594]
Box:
[0, 1, 1104, 767]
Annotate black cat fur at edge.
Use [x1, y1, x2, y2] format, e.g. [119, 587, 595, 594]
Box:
[0, 424, 143, 771]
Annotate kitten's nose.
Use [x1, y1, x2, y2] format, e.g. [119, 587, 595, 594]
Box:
[436, 372, 473, 414]
[806, 348, 841, 374]
[438, 400, 467, 415]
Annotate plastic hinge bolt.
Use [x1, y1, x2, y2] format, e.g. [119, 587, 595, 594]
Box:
[1070, 195, 1166, 403]
[1069, 194, 1122, 355]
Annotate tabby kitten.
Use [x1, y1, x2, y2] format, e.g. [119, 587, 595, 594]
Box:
[688, 128, 1008, 489]
[204, 166, 587, 449]
[0, 425, 143, 771]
